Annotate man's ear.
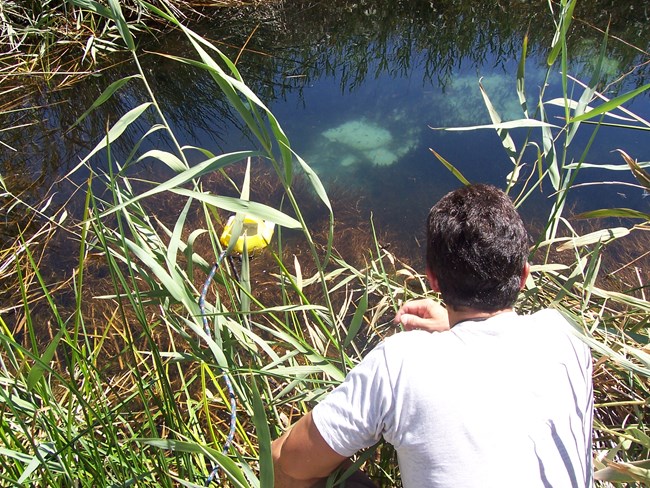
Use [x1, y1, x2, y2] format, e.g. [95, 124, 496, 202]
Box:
[519, 262, 530, 290]
[426, 266, 440, 292]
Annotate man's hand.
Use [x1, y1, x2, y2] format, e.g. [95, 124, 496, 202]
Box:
[394, 299, 450, 332]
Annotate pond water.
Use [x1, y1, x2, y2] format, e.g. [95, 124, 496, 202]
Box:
[2, 0, 650, 254]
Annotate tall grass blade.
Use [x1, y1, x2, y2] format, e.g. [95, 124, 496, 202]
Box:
[97, 151, 257, 218]
[240, 241, 251, 314]
[563, 312, 650, 377]
[26, 327, 65, 392]
[429, 149, 470, 185]
[71, 75, 142, 130]
[517, 33, 529, 117]
[65, 102, 153, 178]
[250, 377, 273, 487]
[67, 0, 112, 20]
[478, 79, 518, 168]
[343, 287, 368, 348]
[570, 83, 650, 123]
[122, 236, 186, 302]
[170, 188, 301, 228]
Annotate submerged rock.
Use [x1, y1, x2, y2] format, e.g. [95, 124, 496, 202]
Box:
[322, 119, 393, 151]
[366, 147, 398, 166]
[302, 116, 420, 176]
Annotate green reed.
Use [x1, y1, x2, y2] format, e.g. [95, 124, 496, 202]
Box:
[0, 0, 649, 486]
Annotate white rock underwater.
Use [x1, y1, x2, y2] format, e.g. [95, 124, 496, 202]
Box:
[323, 120, 393, 152]
[304, 117, 419, 175]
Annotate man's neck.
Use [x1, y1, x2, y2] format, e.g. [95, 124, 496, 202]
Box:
[448, 307, 513, 327]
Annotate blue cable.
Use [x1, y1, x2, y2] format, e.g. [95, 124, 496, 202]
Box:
[199, 250, 238, 486]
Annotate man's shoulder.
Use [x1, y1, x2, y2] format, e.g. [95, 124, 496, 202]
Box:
[379, 329, 461, 364]
[383, 329, 451, 347]
[527, 307, 567, 322]
[518, 308, 592, 360]
[520, 308, 580, 336]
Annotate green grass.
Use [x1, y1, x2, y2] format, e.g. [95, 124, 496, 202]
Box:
[1, 0, 649, 486]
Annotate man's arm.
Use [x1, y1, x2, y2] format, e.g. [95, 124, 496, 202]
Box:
[272, 411, 347, 487]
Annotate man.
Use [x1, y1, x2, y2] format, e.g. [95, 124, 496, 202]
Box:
[272, 184, 593, 487]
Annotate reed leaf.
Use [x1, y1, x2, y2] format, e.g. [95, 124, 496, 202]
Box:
[570, 83, 650, 123]
[137, 149, 187, 172]
[250, 377, 273, 487]
[573, 208, 650, 220]
[167, 198, 192, 269]
[343, 287, 368, 348]
[539, 99, 561, 191]
[546, 99, 635, 122]
[97, 151, 256, 218]
[595, 460, 650, 483]
[478, 78, 518, 168]
[556, 227, 629, 251]
[138, 439, 249, 487]
[294, 150, 332, 212]
[66, 102, 153, 178]
[516, 32, 528, 117]
[547, 0, 577, 66]
[564, 161, 650, 170]
[107, 0, 135, 50]
[617, 149, 650, 190]
[429, 148, 470, 185]
[71, 74, 142, 130]
[169, 188, 301, 229]
[431, 119, 556, 131]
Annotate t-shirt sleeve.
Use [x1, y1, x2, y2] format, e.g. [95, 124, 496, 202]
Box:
[311, 342, 394, 457]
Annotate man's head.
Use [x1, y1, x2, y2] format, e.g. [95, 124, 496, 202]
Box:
[426, 184, 529, 312]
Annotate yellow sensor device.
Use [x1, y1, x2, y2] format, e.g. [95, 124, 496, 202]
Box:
[219, 215, 275, 254]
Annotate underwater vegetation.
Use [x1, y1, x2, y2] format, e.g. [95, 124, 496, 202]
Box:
[303, 117, 420, 178]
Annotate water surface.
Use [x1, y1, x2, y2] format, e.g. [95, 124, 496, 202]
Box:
[2, 0, 649, 252]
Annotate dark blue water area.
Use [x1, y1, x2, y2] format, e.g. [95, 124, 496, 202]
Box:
[252, 46, 650, 237]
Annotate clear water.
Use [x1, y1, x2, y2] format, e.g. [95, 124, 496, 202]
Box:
[183, 1, 650, 234]
[2, 0, 649, 247]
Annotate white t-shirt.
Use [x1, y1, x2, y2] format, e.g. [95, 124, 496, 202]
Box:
[312, 309, 593, 487]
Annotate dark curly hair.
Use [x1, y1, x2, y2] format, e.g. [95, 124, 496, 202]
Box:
[426, 184, 529, 312]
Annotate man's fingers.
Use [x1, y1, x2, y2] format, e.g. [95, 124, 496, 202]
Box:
[394, 299, 436, 322]
[399, 313, 450, 333]
[400, 314, 422, 330]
